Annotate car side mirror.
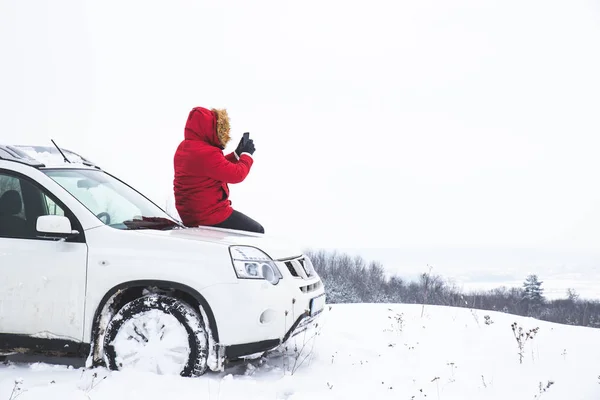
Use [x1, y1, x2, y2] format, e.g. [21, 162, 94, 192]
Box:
[36, 215, 80, 239]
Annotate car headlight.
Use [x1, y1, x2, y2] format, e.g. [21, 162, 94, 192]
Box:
[229, 246, 282, 285]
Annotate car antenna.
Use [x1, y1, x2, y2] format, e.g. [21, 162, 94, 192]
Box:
[51, 139, 71, 163]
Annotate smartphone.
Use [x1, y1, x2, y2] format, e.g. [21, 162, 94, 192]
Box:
[243, 132, 250, 141]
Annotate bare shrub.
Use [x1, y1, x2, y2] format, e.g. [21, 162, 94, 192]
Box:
[511, 322, 539, 364]
[8, 379, 25, 400]
[534, 380, 555, 398]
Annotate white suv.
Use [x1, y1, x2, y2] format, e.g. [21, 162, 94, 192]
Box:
[0, 144, 326, 377]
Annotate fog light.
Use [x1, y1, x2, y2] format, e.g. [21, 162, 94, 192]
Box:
[259, 309, 277, 324]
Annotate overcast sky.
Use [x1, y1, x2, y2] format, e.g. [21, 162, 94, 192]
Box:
[2, 0, 600, 298]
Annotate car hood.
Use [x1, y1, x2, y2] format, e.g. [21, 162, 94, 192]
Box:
[134, 226, 306, 260]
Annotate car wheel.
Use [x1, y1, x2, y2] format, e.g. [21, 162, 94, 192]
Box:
[103, 294, 209, 377]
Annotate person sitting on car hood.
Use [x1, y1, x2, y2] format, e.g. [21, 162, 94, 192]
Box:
[173, 106, 264, 233]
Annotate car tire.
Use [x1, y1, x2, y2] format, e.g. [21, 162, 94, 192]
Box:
[103, 294, 209, 377]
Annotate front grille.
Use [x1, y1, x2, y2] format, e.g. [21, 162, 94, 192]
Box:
[300, 280, 322, 293]
[297, 258, 316, 278]
[282, 256, 316, 279]
[285, 261, 300, 277]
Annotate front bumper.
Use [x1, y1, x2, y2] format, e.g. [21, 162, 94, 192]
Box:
[200, 255, 326, 359]
[224, 308, 321, 360]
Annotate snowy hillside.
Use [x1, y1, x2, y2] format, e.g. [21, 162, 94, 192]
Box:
[1, 303, 599, 400]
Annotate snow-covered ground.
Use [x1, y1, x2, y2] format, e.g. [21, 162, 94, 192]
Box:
[1, 303, 599, 399]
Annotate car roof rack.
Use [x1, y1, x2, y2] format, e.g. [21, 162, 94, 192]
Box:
[0, 144, 102, 170]
[0, 145, 46, 168]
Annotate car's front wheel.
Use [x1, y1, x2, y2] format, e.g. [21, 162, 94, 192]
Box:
[103, 294, 209, 377]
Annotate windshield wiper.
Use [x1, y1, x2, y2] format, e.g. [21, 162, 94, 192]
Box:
[123, 217, 181, 231]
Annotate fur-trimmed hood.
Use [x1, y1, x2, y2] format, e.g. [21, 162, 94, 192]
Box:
[184, 106, 231, 148]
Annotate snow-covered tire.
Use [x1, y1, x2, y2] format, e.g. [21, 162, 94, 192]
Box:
[103, 294, 209, 377]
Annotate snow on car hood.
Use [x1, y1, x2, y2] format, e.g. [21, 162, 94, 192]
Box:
[136, 226, 306, 260]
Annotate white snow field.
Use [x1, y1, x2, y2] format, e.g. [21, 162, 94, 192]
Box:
[1, 303, 599, 400]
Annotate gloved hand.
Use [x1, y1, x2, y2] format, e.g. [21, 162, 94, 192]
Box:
[234, 135, 247, 158]
[242, 138, 255, 155]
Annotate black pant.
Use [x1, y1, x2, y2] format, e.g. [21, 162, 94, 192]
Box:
[212, 210, 265, 234]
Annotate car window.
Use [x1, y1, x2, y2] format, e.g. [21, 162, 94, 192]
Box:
[0, 174, 25, 219]
[43, 169, 179, 230]
[50, 174, 141, 224]
[44, 196, 65, 216]
[0, 171, 67, 239]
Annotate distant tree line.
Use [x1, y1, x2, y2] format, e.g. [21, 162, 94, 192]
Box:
[305, 249, 600, 329]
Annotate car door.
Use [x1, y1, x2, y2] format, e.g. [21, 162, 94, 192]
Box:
[0, 170, 88, 345]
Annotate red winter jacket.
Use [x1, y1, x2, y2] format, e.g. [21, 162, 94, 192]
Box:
[173, 107, 254, 226]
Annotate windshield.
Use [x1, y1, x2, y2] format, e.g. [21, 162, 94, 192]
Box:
[43, 169, 181, 230]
